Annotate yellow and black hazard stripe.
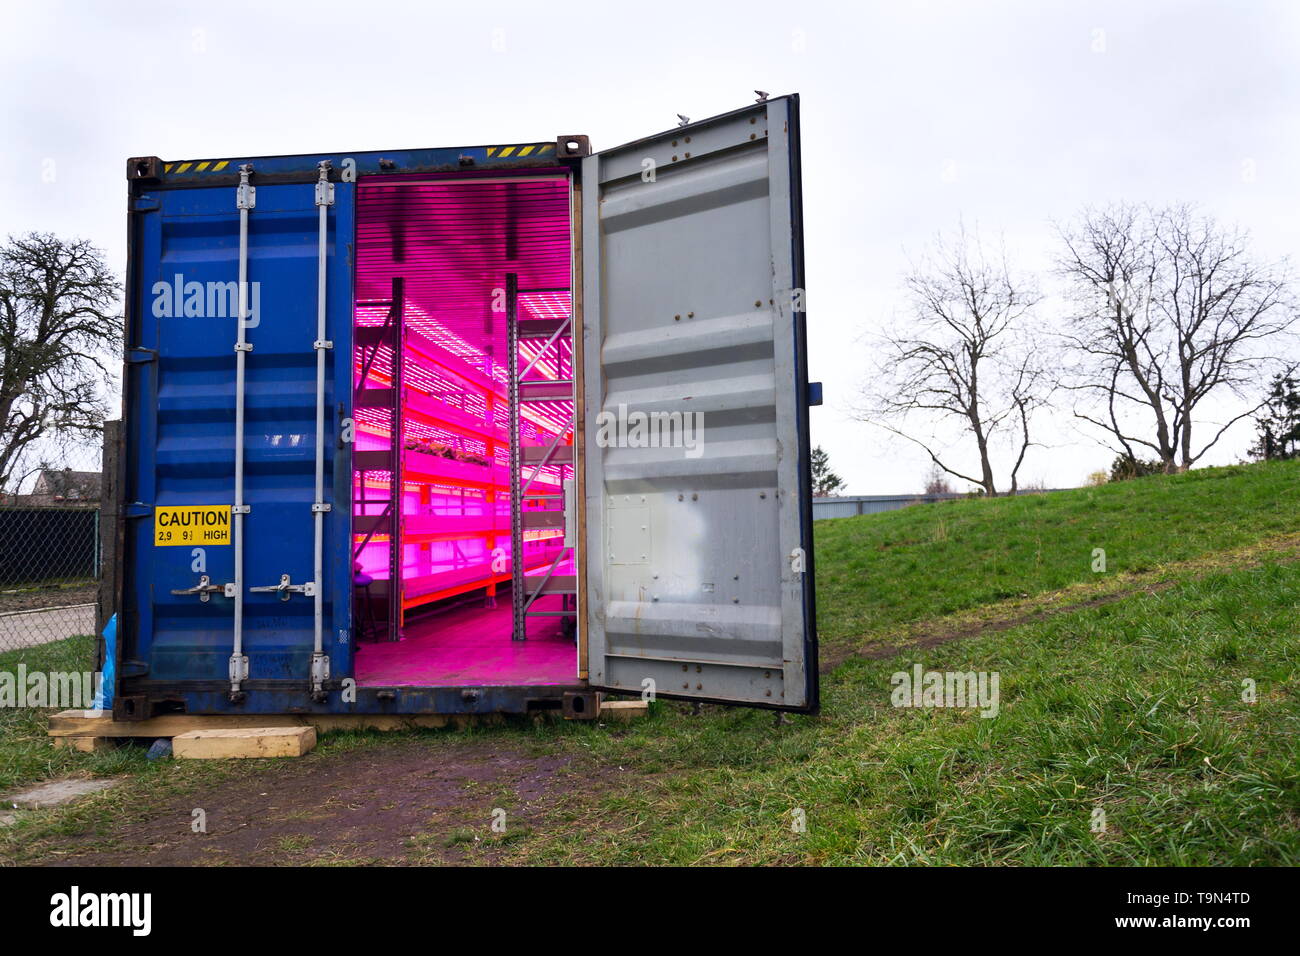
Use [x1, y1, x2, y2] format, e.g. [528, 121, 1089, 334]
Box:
[163, 159, 233, 174]
[485, 144, 556, 159]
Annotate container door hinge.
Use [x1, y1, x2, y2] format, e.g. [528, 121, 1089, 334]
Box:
[249, 573, 317, 600]
[310, 653, 330, 697]
[119, 660, 150, 679]
[125, 347, 158, 365]
[315, 160, 335, 206]
[236, 164, 256, 209]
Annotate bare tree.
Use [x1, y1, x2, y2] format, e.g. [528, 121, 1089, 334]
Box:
[0, 233, 122, 492]
[860, 225, 1048, 496]
[1056, 203, 1296, 473]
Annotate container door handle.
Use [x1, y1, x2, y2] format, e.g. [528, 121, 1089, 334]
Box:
[170, 575, 235, 603]
[249, 573, 317, 601]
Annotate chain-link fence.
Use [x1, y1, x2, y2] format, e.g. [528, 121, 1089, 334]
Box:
[0, 441, 104, 655]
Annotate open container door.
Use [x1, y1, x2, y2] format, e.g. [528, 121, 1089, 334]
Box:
[581, 95, 817, 711]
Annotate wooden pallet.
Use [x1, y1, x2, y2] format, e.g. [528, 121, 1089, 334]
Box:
[46, 698, 645, 752]
[46, 709, 503, 750]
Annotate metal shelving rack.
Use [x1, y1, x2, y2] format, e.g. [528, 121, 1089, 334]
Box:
[505, 273, 577, 641]
[352, 278, 405, 641]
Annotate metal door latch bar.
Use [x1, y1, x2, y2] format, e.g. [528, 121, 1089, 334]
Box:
[170, 575, 234, 603]
[249, 573, 318, 600]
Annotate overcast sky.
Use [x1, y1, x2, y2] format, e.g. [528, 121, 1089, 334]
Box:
[3, 0, 1297, 493]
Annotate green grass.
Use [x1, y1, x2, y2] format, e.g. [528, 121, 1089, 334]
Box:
[2, 461, 1298, 865]
[0, 636, 143, 793]
[474, 559, 1298, 865]
[814, 459, 1300, 656]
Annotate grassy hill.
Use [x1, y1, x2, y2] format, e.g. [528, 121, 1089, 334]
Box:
[3, 460, 1298, 865]
[815, 459, 1300, 661]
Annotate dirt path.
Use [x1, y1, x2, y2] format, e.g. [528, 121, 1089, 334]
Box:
[821, 531, 1300, 672]
[34, 737, 590, 866]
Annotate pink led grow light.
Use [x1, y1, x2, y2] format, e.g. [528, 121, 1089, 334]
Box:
[351, 171, 574, 625]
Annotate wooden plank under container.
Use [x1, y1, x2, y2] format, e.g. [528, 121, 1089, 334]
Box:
[46, 709, 507, 740]
[172, 726, 317, 759]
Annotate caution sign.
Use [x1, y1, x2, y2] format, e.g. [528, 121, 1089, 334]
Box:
[155, 505, 231, 546]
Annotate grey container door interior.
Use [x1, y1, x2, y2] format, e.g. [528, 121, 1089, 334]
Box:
[581, 96, 817, 711]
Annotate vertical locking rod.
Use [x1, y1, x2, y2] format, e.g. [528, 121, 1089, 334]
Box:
[229, 163, 255, 699]
[310, 160, 334, 698]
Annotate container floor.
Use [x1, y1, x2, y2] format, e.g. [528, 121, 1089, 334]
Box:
[353, 595, 576, 687]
